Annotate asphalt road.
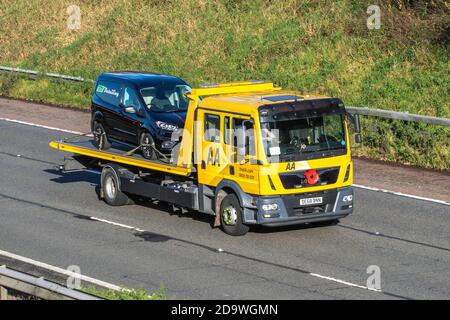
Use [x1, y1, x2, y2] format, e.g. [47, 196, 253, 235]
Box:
[0, 119, 449, 299]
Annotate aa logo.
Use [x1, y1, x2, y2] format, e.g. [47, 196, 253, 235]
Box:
[207, 147, 220, 166]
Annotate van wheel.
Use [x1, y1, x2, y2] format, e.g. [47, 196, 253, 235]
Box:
[101, 167, 130, 206]
[93, 122, 111, 150]
[220, 193, 249, 236]
[140, 132, 155, 160]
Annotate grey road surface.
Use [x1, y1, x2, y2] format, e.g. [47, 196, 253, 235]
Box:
[0, 119, 449, 299]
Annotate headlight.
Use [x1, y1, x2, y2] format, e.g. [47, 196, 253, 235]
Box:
[156, 121, 178, 131]
[262, 203, 279, 211]
[161, 140, 177, 149]
[343, 195, 353, 202]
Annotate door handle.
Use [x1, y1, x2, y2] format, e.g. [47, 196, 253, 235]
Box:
[201, 160, 206, 169]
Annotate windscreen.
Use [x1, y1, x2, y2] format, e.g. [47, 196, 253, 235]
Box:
[140, 84, 191, 112]
[260, 113, 347, 162]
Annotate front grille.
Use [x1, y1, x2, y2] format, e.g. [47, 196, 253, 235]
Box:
[279, 167, 340, 189]
[293, 204, 327, 215]
[282, 189, 338, 217]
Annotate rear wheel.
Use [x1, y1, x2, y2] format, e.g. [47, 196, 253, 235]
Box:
[93, 121, 111, 150]
[140, 132, 155, 160]
[220, 193, 249, 236]
[101, 167, 130, 206]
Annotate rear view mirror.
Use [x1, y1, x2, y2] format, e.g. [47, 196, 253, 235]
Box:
[354, 133, 362, 144]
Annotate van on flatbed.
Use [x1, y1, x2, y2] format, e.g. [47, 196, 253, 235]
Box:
[50, 80, 361, 236]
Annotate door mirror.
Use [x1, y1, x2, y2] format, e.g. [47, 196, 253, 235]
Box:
[124, 106, 136, 114]
[353, 114, 361, 134]
[136, 108, 145, 117]
[354, 133, 362, 144]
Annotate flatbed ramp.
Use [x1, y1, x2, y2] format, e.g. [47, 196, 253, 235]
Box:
[49, 137, 191, 176]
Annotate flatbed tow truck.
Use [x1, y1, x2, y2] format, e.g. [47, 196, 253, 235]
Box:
[50, 81, 361, 236]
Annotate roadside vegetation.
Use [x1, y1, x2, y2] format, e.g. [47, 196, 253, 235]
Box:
[0, 0, 448, 169]
[82, 283, 170, 300]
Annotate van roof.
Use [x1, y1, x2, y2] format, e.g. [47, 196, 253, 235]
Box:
[98, 71, 188, 88]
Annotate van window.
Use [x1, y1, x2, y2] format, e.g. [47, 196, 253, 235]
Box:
[95, 81, 121, 106]
[204, 114, 221, 142]
[122, 87, 143, 112]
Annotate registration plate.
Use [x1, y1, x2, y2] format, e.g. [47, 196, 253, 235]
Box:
[300, 197, 323, 206]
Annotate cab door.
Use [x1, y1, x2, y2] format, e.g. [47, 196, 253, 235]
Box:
[222, 115, 260, 195]
[197, 110, 228, 186]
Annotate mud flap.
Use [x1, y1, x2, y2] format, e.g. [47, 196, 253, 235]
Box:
[214, 191, 227, 228]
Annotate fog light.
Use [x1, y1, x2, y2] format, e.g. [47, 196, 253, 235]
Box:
[263, 213, 280, 218]
[262, 203, 279, 211]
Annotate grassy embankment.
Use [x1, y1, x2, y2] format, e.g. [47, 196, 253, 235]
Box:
[0, 0, 448, 169]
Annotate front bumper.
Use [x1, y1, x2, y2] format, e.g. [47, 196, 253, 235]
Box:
[243, 187, 353, 227]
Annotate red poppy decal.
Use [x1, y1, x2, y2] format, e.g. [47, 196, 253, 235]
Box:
[304, 169, 319, 185]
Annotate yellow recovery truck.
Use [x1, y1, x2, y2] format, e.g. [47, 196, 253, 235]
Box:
[50, 81, 361, 236]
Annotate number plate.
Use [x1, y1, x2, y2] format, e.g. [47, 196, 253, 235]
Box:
[300, 197, 323, 206]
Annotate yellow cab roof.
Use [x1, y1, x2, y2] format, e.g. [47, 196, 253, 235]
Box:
[199, 90, 331, 115]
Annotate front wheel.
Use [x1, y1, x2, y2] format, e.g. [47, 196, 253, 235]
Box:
[140, 132, 155, 160]
[220, 193, 249, 236]
[93, 121, 111, 150]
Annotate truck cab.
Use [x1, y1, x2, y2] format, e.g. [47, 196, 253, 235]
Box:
[174, 81, 359, 234]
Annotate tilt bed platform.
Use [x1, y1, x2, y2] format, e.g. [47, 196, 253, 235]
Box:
[49, 135, 192, 177]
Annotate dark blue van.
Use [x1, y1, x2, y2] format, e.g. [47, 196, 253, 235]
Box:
[91, 72, 191, 159]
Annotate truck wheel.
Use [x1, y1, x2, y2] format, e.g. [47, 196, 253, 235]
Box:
[140, 132, 155, 160]
[93, 122, 111, 150]
[101, 167, 130, 206]
[220, 193, 249, 236]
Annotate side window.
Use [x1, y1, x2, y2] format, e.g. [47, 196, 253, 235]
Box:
[224, 116, 230, 145]
[95, 81, 121, 106]
[204, 114, 221, 142]
[122, 87, 142, 111]
[232, 118, 256, 156]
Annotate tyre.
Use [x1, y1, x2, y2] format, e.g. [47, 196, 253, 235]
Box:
[101, 167, 130, 206]
[93, 121, 111, 150]
[140, 132, 155, 160]
[220, 193, 249, 236]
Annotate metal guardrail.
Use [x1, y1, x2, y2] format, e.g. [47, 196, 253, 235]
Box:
[346, 106, 450, 127]
[1, 65, 449, 126]
[0, 65, 95, 83]
[0, 265, 102, 300]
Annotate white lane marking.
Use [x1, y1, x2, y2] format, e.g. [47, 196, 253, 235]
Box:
[84, 216, 382, 295]
[0, 117, 83, 135]
[309, 273, 380, 292]
[0, 249, 123, 291]
[89, 217, 145, 233]
[353, 184, 450, 206]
